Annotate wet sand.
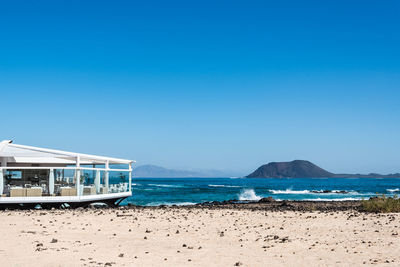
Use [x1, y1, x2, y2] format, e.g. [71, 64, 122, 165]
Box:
[0, 203, 399, 266]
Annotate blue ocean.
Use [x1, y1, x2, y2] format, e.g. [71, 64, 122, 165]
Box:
[121, 177, 400, 206]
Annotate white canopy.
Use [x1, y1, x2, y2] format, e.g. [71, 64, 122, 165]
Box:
[0, 140, 134, 165]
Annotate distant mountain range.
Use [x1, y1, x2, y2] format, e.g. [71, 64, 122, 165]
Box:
[133, 164, 235, 178]
[246, 160, 400, 178]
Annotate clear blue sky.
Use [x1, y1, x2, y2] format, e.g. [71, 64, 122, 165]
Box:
[1, 0, 399, 174]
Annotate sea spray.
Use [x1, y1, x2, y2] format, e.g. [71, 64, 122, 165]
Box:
[238, 189, 261, 201]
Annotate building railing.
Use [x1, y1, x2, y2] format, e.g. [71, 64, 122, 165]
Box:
[0, 166, 132, 198]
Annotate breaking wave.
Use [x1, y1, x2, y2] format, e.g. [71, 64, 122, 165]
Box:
[208, 184, 240, 188]
[387, 188, 400, 193]
[238, 189, 262, 201]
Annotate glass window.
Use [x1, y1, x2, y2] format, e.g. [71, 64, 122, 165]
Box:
[7, 170, 22, 179]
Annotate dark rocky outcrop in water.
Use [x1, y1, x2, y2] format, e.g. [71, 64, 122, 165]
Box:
[246, 160, 400, 178]
[247, 160, 334, 178]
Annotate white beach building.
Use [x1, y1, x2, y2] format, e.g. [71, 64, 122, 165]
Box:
[0, 140, 134, 208]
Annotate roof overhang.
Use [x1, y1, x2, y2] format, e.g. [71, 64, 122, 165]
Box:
[9, 157, 92, 165]
[0, 140, 135, 165]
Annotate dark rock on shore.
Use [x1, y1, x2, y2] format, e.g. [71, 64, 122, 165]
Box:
[191, 200, 362, 212]
[114, 200, 362, 212]
[47, 199, 375, 213]
[258, 197, 275, 203]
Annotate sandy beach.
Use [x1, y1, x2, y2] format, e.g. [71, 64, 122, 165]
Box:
[0, 204, 399, 267]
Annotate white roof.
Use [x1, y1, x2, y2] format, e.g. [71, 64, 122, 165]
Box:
[10, 157, 79, 164]
[0, 140, 134, 165]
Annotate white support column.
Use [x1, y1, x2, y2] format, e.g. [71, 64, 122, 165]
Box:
[105, 160, 109, 190]
[0, 159, 7, 196]
[128, 162, 132, 192]
[0, 168, 3, 196]
[49, 168, 55, 195]
[76, 156, 81, 196]
[95, 170, 101, 193]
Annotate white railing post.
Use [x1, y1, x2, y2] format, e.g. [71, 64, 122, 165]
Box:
[0, 159, 6, 196]
[105, 160, 109, 190]
[49, 168, 55, 195]
[0, 168, 3, 196]
[128, 162, 132, 192]
[95, 169, 101, 193]
[76, 156, 81, 196]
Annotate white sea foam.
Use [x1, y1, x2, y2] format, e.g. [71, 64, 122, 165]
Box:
[331, 190, 360, 195]
[208, 184, 240, 188]
[148, 184, 183, 188]
[387, 188, 400, 193]
[269, 189, 311, 194]
[238, 189, 262, 201]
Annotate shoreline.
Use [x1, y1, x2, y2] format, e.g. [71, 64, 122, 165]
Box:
[125, 199, 364, 212]
[0, 200, 372, 212]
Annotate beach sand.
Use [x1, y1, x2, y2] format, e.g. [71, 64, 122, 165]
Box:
[0, 205, 399, 267]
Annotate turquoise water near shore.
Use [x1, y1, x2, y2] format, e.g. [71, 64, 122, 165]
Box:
[121, 177, 400, 206]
